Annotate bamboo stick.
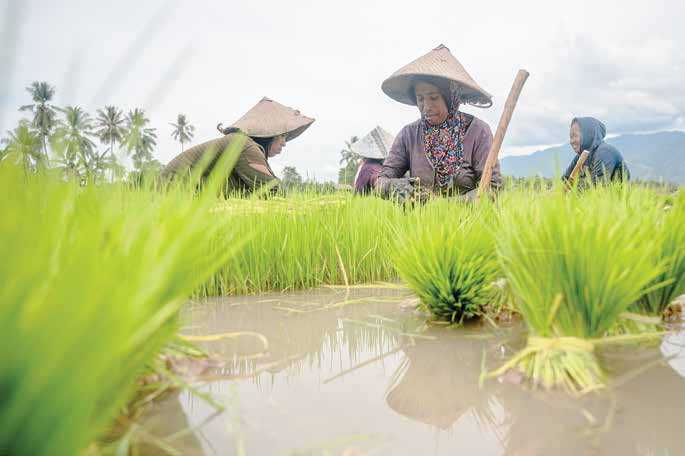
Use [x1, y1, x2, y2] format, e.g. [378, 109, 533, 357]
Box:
[565, 150, 590, 189]
[477, 69, 530, 198]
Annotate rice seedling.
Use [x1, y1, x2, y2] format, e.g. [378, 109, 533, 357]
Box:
[392, 200, 501, 323]
[0, 149, 240, 455]
[634, 188, 685, 318]
[198, 191, 405, 296]
[487, 186, 665, 394]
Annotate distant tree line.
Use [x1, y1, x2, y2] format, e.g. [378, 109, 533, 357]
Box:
[0, 81, 380, 191]
[276, 136, 361, 191]
[0, 81, 195, 185]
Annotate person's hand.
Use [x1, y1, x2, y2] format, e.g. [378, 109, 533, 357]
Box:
[462, 188, 478, 202]
[446, 188, 479, 204]
[381, 177, 419, 203]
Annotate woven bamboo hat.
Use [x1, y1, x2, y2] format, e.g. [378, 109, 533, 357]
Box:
[351, 126, 395, 160]
[381, 44, 492, 108]
[230, 97, 315, 141]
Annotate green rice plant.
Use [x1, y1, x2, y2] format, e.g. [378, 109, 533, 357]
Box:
[608, 316, 661, 343]
[392, 200, 500, 323]
[197, 191, 405, 296]
[634, 188, 685, 317]
[0, 152, 240, 455]
[486, 277, 519, 323]
[488, 186, 665, 393]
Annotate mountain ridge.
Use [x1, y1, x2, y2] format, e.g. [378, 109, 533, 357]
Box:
[500, 131, 685, 184]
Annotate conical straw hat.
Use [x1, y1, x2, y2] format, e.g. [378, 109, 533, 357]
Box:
[381, 44, 492, 108]
[351, 126, 395, 159]
[231, 97, 315, 141]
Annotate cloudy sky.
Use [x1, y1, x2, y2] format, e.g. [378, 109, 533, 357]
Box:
[1, 0, 683, 181]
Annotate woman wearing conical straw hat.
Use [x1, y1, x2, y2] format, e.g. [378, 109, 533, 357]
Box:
[377, 45, 501, 201]
[352, 126, 395, 194]
[162, 97, 314, 194]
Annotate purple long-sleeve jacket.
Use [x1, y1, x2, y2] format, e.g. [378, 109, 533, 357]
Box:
[354, 159, 383, 194]
[378, 114, 501, 193]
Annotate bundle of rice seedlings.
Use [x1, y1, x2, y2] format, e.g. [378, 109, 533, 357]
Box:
[0, 151, 240, 455]
[488, 187, 664, 393]
[634, 189, 685, 320]
[392, 201, 500, 323]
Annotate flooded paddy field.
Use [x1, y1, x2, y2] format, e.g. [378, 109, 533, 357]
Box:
[137, 287, 685, 455]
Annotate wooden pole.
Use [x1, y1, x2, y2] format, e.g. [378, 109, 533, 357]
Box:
[565, 150, 590, 190]
[477, 69, 530, 198]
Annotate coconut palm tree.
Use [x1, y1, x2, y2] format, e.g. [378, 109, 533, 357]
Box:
[19, 81, 58, 159]
[281, 166, 303, 190]
[338, 135, 360, 185]
[104, 153, 127, 180]
[51, 106, 97, 182]
[170, 114, 195, 153]
[339, 135, 360, 167]
[94, 106, 127, 181]
[3, 121, 44, 172]
[132, 132, 158, 171]
[123, 108, 158, 172]
[95, 105, 126, 155]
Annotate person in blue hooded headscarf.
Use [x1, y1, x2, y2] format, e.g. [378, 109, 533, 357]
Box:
[563, 117, 630, 184]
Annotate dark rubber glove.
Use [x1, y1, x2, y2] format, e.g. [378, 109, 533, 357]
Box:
[378, 177, 419, 203]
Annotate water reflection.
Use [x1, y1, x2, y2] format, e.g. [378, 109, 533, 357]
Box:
[133, 392, 207, 455]
[601, 340, 685, 455]
[134, 287, 685, 455]
[182, 287, 410, 384]
[385, 331, 508, 436]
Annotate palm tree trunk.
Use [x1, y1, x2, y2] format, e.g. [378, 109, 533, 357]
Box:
[109, 140, 115, 182]
[41, 134, 48, 167]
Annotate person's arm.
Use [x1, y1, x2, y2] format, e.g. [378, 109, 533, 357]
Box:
[589, 148, 620, 185]
[470, 123, 501, 190]
[353, 161, 368, 193]
[234, 142, 279, 192]
[375, 130, 414, 199]
[377, 131, 410, 180]
[590, 159, 607, 184]
[619, 162, 630, 181]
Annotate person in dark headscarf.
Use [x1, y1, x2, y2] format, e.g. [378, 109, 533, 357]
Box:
[352, 126, 394, 194]
[564, 117, 630, 184]
[162, 97, 314, 195]
[376, 44, 500, 202]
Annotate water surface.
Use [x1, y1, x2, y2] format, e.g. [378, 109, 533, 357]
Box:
[137, 287, 685, 455]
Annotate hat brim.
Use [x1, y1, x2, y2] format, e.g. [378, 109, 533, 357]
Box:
[286, 119, 315, 141]
[382, 74, 492, 108]
[350, 126, 394, 159]
[354, 149, 386, 160]
[230, 97, 315, 142]
[241, 117, 315, 142]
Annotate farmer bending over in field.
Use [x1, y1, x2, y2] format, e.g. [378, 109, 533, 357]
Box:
[375, 45, 501, 202]
[352, 126, 394, 194]
[564, 117, 630, 185]
[162, 97, 314, 195]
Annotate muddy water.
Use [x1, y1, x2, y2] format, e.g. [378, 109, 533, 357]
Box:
[137, 287, 685, 455]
